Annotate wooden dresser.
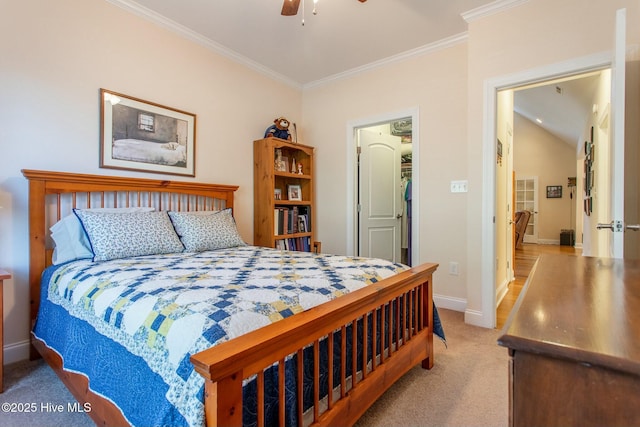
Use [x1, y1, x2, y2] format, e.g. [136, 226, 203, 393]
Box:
[498, 255, 640, 427]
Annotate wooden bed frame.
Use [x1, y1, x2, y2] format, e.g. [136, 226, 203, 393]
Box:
[23, 169, 438, 427]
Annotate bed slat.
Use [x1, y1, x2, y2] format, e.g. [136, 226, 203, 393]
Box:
[297, 348, 304, 427]
[278, 359, 286, 425]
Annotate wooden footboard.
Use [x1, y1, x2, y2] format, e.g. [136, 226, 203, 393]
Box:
[191, 262, 437, 427]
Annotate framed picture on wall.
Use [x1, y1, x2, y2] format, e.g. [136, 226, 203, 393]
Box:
[546, 185, 562, 198]
[100, 88, 196, 177]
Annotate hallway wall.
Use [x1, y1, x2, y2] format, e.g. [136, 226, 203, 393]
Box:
[513, 113, 576, 243]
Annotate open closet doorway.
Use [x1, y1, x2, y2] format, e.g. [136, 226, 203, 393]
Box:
[347, 108, 419, 266]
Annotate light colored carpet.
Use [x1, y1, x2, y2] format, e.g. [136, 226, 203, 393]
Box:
[354, 309, 508, 427]
[0, 309, 508, 426]
[1, 357, 94, 427]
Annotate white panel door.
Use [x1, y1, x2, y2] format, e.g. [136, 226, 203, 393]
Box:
[359, 130, 402, 262]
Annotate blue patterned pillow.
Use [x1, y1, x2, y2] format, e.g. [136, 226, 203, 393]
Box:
[50, 207, 155, 265]
[74, 210, 184, 261]
[168, 209, 246, 252]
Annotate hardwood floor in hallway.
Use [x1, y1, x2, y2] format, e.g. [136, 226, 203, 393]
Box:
[496, 243, 580, 329]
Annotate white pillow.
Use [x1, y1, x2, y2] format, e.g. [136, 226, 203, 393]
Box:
[168, 209, 246, 252]
[50, 207, 155, 264]
[74, 210, 184, 262]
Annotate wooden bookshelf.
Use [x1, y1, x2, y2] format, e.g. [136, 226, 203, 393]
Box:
[254, 137, 316, 251]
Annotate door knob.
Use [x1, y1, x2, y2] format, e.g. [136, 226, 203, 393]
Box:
[626, 224, 640, 231]
[597, 220, 624, 232]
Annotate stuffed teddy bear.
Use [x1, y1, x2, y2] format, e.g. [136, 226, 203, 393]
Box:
[264, 117, 292, 141]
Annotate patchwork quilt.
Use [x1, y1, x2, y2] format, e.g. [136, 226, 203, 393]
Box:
[34, 246, 423, 427]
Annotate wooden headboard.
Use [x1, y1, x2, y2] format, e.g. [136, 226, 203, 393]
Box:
[21, 169, 238, 351]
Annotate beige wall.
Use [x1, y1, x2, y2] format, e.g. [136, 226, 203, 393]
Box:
[513, 113, 576, 242]
[0, 0, 302, 362]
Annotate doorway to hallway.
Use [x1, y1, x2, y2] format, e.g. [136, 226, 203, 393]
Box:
[495, 69, 610, 324]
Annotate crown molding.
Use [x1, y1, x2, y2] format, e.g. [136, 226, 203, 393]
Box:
[303, 32, 469, 90]
[104, 0, 302, 90]
[461, 0, 529, 23]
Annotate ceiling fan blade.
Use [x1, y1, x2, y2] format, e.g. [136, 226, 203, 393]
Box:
[281, 0, 301, 16]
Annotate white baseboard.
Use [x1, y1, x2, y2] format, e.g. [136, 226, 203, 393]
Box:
[416, 295, 495, 328]
[537, 239, 559, 245]
[496, 279, 509, 306]
[464, 308, 492, 327]
[433, 294, 466, 312]
[4, 339, 31, 365]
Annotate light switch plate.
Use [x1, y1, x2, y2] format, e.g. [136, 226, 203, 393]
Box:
[451, 180, 468, 193]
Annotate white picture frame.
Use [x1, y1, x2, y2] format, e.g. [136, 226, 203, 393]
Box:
[287, 184, 302, 201]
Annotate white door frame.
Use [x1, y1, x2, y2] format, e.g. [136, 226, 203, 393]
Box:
[476, 52, 611, 328]
[346, 107, 420, 263]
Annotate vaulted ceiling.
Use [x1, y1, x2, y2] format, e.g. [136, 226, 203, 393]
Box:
[514, 72, 602, 148]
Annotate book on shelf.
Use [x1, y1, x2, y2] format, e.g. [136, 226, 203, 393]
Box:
[274, 206, 310, 236]
[275, 236, 311, 252]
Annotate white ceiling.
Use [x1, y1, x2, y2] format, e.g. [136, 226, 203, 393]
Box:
[109, 0, 495, 86]
[108, 0, 601, 147]
[514, 73, 602, 148]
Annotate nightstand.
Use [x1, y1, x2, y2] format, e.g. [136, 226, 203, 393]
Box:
[0, 269, 9, 393]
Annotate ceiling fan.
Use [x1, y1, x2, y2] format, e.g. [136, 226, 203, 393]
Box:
[281, 0, 367, 16]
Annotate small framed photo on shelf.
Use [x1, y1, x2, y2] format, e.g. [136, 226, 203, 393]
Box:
[298, 216, 307, 232]
[546, 185, 562, 198]
[288, 184, 302, 201]
[274, 188, 282, 200]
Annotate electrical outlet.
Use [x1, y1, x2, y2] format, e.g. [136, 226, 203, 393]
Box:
[449, 262, 459, 276]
